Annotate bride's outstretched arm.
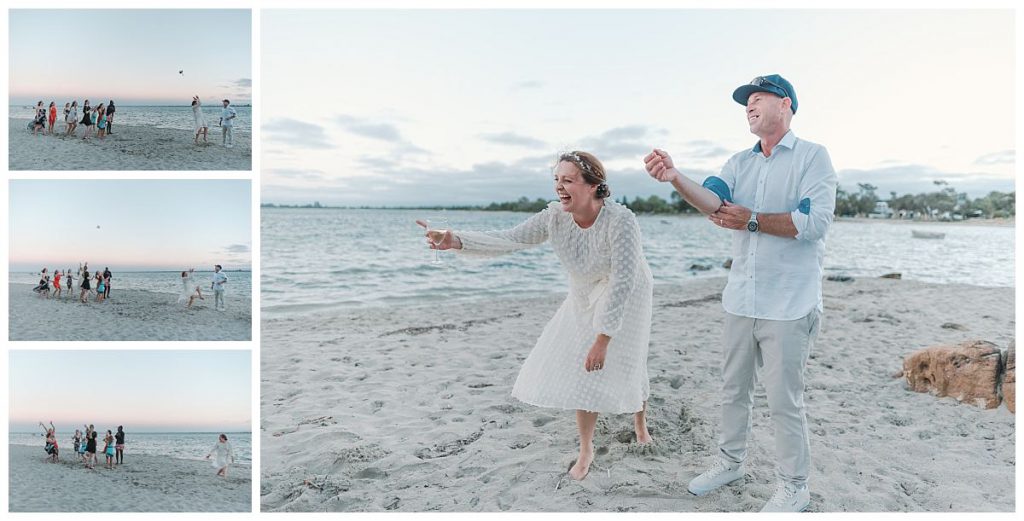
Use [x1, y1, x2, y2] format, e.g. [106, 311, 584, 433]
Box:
[420, 206, 553, 257]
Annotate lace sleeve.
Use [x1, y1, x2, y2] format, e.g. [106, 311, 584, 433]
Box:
[455, 206, 553, 257]
[593, 211, 643, 336]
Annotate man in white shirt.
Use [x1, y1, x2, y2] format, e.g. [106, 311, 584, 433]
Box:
[211, 264, 228, 311]
[219, 99, 237, 148]
[644, 74, 837, 512]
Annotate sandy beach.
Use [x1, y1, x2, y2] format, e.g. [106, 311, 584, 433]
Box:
[9, 117, 251, 170]
[260, 276, 1015, 512]
[9, 283, 251, 341]
[8, 444, 251, 512]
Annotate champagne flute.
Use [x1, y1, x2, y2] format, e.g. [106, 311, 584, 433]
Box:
[426, 217, 449, 266]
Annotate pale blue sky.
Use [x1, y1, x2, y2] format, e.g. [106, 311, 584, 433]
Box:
[262, 9, 1015, 206]
[9, 9, 251, 105]
[9, 350, 251, 432]
[9, 180, 251, 271]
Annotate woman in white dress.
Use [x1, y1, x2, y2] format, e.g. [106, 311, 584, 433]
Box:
[178, 268, 204, 308]
[205, 434, 234, 477]
[191, 96, 209, 144]
[423, 151, 654, 480]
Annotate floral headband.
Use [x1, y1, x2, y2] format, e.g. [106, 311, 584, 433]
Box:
[560, 152, 597, 176]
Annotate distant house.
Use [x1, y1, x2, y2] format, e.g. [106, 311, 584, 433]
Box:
[869, 201, 893, 219]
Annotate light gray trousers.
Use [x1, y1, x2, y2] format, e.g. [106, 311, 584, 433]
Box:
[718, 309, 821, 487]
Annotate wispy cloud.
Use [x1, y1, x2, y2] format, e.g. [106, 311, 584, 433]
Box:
[974, 149, 1015, 165]
[580, 125, 670, 160]
[263, 118, 334, 149]
[479, 131, 547, 148]
[515, 80, 544, 90]
[335, 115, 403, 142]
[233, 78, 252, 88]
[266, 168, 327, 181]
[683, 140, 732, 159]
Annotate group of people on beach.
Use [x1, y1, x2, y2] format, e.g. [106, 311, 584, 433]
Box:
[27, 96, 240, 148]
[33, 264, 112, 303]
[31, 263, 231, 310]
[420, 74, 834, 512]
[40, 422, 124, 470]
[38, 422, 236, 477]
[30, 99, 116, 139]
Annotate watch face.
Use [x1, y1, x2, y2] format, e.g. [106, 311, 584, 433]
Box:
[747, 221, 758, 232]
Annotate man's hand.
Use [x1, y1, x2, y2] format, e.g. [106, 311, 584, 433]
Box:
[643, 149, 680, 183]
[709, 201, 752, 230]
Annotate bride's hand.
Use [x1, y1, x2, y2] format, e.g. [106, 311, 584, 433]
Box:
[415, 220, 460, 250]
[585, 335, 610, 372]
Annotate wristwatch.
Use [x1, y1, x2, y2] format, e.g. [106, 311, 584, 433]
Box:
[746, 212, 759, 232]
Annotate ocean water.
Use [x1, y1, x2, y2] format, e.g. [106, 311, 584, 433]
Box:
[261, 208, 1015, 316]
[9, 431, 252, 464]
[11, 105, 252, 133]
[10, 270, 252, 299]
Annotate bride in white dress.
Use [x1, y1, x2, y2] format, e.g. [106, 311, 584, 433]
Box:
[178, 268, 204, 308]
[422, 151, 654, 480]
[191, 96, 209, 144]
[205, 434, 234, 477]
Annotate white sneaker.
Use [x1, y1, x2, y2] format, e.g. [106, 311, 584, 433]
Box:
[760, 482, 810, 512]
[687, 458, 744, 496]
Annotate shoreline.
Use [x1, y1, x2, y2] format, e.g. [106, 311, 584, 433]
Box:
[834, 215, 1014, 227]
[9, 283, 252, 341]
[9, 117, 251, 170]
[8, 444, 251, 512]
[7, 440, 252, 466]
[262, 274, 1016, 317]
[261, 276, 1014, 512]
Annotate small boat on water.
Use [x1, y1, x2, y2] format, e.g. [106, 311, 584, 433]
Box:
[911, 230, 945, 239]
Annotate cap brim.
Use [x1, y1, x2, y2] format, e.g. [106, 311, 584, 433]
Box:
[732, 85, 779, 106]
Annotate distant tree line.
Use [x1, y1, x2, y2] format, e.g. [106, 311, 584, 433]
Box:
[262, 181, 1014, 219]
[835, 180, 1014, 219]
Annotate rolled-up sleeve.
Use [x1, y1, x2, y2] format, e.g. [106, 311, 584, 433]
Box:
[791, 146, 837, 242]
[702, 156, 737, 204]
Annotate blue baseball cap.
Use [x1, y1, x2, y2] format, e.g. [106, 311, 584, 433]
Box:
[732, 74, 798, 114]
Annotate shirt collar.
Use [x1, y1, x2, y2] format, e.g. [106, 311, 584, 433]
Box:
[752, 129, 797, 154]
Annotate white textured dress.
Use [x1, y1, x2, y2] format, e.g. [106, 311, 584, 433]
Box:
[209, 441, 234, 469]
[178, 273, 197, 305]
[456, 201, 653, 414]
[192, 102, 209, 131]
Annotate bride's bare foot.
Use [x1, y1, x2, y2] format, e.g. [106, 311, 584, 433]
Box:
[634, 413, 654, 445]
[635, 427, 654, 445]
[568, 447, 594, 480]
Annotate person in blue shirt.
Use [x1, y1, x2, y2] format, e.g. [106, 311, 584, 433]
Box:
[645, 74, 837, 512]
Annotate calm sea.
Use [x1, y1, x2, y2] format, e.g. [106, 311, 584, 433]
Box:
[11, 105, 252, 133]
[261, 208, 1014, 316]
[10, 270, 252, 299]
[9, 431, 252, 464]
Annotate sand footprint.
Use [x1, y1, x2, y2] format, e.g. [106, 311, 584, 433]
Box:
[532, 416, 556, 427]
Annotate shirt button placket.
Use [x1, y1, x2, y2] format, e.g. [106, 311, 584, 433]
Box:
[747, 159, 768, 312]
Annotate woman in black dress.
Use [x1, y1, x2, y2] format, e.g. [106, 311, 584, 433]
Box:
[80, 99, 93, 139]
[84, 431, 98, 469]
[79, 268, 91, 303]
